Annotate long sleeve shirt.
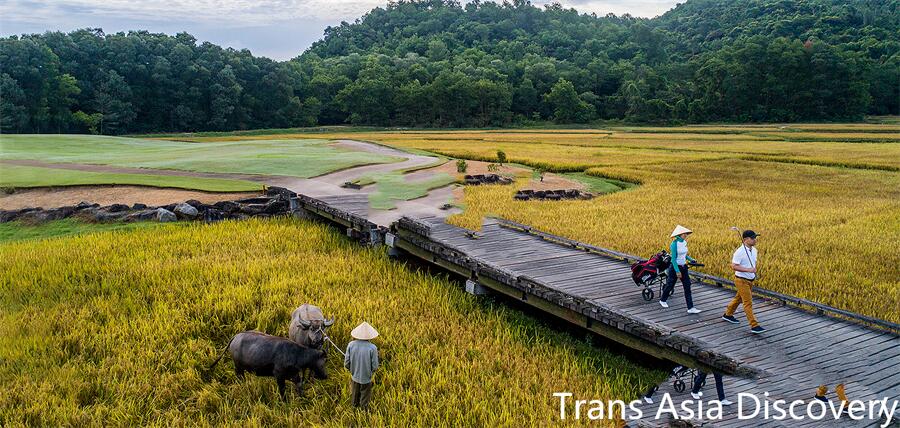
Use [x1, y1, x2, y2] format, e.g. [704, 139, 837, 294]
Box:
[669, 237, 696, 273]
[344, 339, 379, 384]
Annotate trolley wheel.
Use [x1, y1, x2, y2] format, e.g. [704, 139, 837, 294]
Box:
[642, 288, 654, 301]
[674, 379, 685, 393]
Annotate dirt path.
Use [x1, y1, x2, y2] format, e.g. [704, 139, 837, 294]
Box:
[0, 186, 259, 210]
[262, 140, 460, 225]
[318, 140, 443, 184]
[407, 159, 586, 190]
[367, 185, 461, 226]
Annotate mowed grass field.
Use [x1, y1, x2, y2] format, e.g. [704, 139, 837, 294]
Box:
[0, 135, 401, 180]
[182, 124, 900, 323]
[0, 134, 455, 210]
[0, 219, 660, 426]
[0, 164, 262, 192]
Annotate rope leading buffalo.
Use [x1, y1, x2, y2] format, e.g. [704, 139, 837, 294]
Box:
[208, 304, 337, 398]
[288, 303, 335, 349]
[288, 304, 337, 391]
[209, 331, 328, 399]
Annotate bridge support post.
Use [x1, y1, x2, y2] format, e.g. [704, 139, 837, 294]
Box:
[465, 279, 490, 296]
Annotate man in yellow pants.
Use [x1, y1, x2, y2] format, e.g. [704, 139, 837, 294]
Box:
[722, 230, 765, 333]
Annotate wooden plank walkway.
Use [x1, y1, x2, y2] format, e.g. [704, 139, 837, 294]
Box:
[291, 194, 898, 427]
[292, 194, 384, 244]
[391, 216, 900, 427]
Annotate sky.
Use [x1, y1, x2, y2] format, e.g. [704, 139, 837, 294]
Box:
[0, 0, 680, 60]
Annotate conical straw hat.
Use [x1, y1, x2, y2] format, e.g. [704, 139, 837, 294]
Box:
[671, 225, 692, 237]
[351, 322, 379, 340]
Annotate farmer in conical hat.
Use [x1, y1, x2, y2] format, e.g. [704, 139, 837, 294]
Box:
[344, 322, 380, 409]
[660, 225, 702, 314]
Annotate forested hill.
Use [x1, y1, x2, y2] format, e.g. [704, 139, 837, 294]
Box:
[2, 0, 897, 134]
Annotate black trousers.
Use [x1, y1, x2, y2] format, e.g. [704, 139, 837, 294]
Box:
[662, 264, 693, 308]
[692, 371, 725, 400]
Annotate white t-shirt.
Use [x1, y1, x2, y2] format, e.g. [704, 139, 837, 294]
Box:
[732, 245, 758, 280]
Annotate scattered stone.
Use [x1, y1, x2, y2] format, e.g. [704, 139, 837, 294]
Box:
[124, 209, 158, 222]
[464, 174, 514, 186]
[240, 204, 266, 215]
[5, 194, 292, 225]
[514, 189, 594, 201]
[72, 207, 100, 221]
[48, 206, 76, 219]
[156, 208, 177, 222]
[95, 210, 129, 222]
[262, 199, 287, 214]
[266, 186, 297, 199]
[203, 208, 227, 222]
[213, 200, 240, 213]
[106, 203, 131, 213]
[173, 202, 199, 219]
[17, 210, 54, 224]
[234, 197, 271, 204]
[0, 207, 40, 223]
[76, 201, 99, 210]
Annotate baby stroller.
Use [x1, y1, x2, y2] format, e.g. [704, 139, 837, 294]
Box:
[630, 251, 672, 301]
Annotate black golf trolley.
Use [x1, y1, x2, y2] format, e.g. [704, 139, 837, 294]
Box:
[671, 366, 698, 393]
[630, 252, 703, 301]
[642, 365, 701, 402]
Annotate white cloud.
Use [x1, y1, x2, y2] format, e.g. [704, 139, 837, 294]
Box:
[0, 0, 395, 28]
[0, 0, 679, 60]
[538, 0, 678, 18]
[1, 0, 676, 28]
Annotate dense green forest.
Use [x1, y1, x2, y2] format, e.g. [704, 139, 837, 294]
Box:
[1, 0, 897, 133]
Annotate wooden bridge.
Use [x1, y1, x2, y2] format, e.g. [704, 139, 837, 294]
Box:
[291, 193, 900, 427]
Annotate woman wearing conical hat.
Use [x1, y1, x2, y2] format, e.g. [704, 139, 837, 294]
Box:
[345, 322, 380, 409]
[660, 225, 702, 314]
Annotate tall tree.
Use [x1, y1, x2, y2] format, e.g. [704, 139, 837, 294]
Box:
[0, 74, 28, 132]
[544, 79, 594, 123]
[95, 70, 135, 134]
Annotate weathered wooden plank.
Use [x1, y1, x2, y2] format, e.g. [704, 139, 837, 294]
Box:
[516, 254, 622, 271]
[374, 212, 900, 427]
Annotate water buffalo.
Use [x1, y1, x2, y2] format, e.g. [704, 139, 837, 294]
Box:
[209, 331, 328, 398]
[288, 304, 335, 349]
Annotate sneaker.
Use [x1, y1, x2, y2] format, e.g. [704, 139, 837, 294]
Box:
[644, 396, 653, 404]
[691, 392, 702, 400]
[659, 301, 669, 308]
[750, 326, 766, 334]
[687, 307, 702, 314]
[719, 399, 733, 406]
[722, 315, 740, 324]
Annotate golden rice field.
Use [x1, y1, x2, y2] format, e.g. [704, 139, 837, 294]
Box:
[0, 219, 661, 427]
[182, 124, 900, 323]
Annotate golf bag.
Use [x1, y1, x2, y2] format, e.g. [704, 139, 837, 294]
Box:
[631, 251, 672, 286]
